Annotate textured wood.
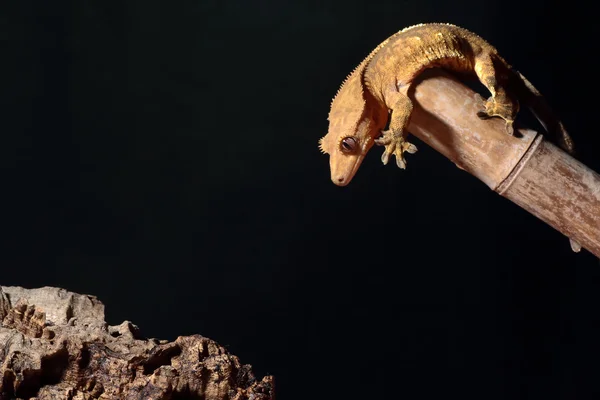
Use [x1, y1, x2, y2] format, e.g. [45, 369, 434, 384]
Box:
[499, 139, 600, 257]
[0, 286, 274, 400]
[407, 70, 538, 189]
[406, 69, 600, 257]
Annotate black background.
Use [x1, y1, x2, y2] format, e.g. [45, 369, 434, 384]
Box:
[2, 1, 600, 399]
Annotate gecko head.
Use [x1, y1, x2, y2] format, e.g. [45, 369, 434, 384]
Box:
[319, 106, 383, 187]
[319, 68, 387, 186]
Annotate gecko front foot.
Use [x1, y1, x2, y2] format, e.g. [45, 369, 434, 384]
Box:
[374, 129, 418, 169]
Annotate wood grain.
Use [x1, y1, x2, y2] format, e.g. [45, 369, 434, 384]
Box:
[406, 69, 600, 257]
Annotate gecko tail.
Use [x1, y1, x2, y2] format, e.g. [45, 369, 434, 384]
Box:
[509, 69, 575, 155]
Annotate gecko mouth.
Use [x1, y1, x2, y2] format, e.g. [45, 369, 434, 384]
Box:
[333, 154, 365, 186]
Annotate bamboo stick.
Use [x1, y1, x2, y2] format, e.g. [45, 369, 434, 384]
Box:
[406, 69, 600, 258]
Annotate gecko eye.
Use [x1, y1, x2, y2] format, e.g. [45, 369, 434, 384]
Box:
[340, 137, 358, 153]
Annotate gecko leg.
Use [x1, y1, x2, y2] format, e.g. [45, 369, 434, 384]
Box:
[374, 92, 418, 169]
[473, 55, 519, 136]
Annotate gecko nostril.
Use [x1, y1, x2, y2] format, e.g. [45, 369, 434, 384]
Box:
[337, 176, 345, 183]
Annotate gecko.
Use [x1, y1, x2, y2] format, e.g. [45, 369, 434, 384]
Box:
[318, 22, 574, 187]
[318, 22, 581, 253]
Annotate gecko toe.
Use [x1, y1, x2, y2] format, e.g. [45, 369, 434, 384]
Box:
[381, 150, 391, 165]
[375, 130, 393, 146]
[505, 121, 514, 136]
[569, 238, 582, 253]
[395, 156, 407, 169]
[403, 142, 418, 154]
[393, 146, 409, 169]
[374, 137, 388, 146]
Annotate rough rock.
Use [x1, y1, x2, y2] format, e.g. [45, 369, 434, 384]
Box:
[0, 286, 274, 400]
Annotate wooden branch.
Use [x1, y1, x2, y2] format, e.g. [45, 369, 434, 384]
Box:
[407, 69, 600, 258]
[0, 286, 274, 400]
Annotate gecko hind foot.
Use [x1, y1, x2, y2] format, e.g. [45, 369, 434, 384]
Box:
[374, 130, 417, 169]
[476, 98, 516, 136]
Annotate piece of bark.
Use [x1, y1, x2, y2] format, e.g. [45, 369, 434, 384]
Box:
[0, 286, 274, 400]
[407, 69, 600, 258]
